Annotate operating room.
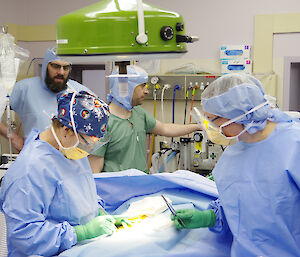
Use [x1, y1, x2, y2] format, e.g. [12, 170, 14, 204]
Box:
[1, 0, 300, 256]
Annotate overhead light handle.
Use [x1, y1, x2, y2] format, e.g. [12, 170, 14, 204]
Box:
[136, 0, 148, 44]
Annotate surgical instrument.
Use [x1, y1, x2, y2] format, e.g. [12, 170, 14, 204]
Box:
[161, 195, 185, 228]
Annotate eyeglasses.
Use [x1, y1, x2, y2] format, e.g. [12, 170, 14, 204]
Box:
[49, 62, 71, 71]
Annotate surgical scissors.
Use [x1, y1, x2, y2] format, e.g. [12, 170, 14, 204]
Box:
[161, 195, 185, 228]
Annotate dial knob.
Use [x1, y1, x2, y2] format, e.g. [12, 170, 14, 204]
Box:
[160, 26, 174, 41]
[176, 22, 184, 31]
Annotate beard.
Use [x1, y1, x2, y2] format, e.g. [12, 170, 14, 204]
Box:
[45, 72, 69, 93]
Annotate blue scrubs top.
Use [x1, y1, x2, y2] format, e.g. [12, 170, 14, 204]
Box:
[9, 49, 90, 138]
[213, 121, 300, 257]
[10, 78, 88, 138]
[0, 129, 100, 257]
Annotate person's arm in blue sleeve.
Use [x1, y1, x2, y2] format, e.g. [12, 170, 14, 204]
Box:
[207, 199, 230, 235]
[9, 79, 26, 116]
[2, 172, 77, 256]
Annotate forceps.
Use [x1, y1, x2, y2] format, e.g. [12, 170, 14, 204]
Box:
[161, 195, 185, 228]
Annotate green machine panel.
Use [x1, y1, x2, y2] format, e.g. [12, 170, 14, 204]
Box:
[56, 0, 196, 57]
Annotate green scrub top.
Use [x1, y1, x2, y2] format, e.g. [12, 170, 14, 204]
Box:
[94, 106, 156, 172]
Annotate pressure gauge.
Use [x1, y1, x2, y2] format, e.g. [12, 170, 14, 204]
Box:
[150, 76, 159, 85]
[193, 132, 203, 142]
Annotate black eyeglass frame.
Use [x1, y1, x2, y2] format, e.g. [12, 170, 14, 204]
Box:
[49, 62, 72, 72]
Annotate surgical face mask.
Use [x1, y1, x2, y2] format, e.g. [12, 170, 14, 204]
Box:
[192, 101, 268, 146]
[51, 126, 89, 160]
[217, 101, 268, 141]
[60, 145, 89, 160]
[206, 124, 238, 146]
[191, 107, 236, 146]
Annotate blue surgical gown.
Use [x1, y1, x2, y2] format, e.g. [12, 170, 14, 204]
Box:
[0, 129, 100, 257]
[212, 121, 300, 256]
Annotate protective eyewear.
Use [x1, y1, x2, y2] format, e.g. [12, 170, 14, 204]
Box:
[191, 107, 219, 130]
[192, 107, 244, 139]
[49, 62, 71, 71]
[65, 92, 109, 154]
[191, 107, 238, 146]
[78, 132, 110, 154]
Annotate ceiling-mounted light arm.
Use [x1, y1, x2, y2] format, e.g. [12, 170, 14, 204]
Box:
[115, 61, 130, 74]
[135, 0, 148, 44]
[114, 0, 121, 11]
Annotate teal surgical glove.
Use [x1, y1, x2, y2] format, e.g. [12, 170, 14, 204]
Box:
[74, 216, 117, 242]
[112, 216, 133, 227]
[97, 206, 132, 227]
[171, 209, 216, 230]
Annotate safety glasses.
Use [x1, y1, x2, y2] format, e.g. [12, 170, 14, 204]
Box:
[65, 92, 110, 153]
[49, 62, 71, 72]
[78, 132, 110, 154]
[191, 107, 219, 130]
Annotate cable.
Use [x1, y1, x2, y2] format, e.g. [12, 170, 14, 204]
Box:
[150, 152, 160, 173]
[188, 86, 198, 137]
[189, 87, 196, 124]
[163, 149, 178, 172]
[161, 84, 170, 123]
[26, 57, 43, 75]
[148, 86, 158, 171]
[161, 84, 170, 143]
[171, 84, 181, 143]
[159, 150, 177, 173]
[184, 88, 189, 124]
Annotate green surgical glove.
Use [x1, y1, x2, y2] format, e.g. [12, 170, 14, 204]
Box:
[98, 207, 132, 227]
[112, 216, 133, 227]
[171, 209, 216, 230]
[74, 216, 117, 242]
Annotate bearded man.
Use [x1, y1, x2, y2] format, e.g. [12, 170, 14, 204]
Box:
[0, 48, 90, 151]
